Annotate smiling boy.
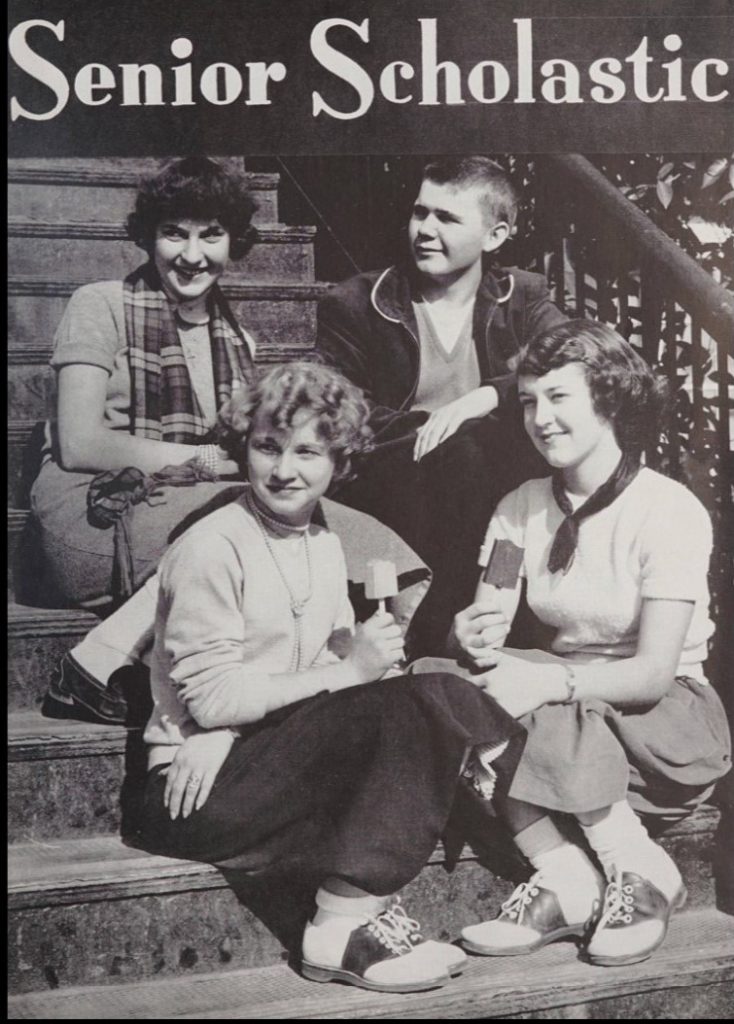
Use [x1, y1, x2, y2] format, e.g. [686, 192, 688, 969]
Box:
[317, 156, 566, 655]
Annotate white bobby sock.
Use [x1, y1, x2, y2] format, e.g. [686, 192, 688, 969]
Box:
[302, 888, 388, 965]
[314, 887, 387, 922]
[580, 802, 682, 901]
[515, 817, 603, 925]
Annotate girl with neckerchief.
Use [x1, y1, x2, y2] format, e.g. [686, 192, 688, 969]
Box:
[139, 361, 526, 993]
[449, 320, 730, 967]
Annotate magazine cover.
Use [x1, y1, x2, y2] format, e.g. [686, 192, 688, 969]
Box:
[8, 0, 734, 1018]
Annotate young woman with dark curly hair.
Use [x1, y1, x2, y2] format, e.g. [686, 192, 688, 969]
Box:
[140, 361, 526, 993]
[30, 156, 258, 608]
[448, 320, 730, 966]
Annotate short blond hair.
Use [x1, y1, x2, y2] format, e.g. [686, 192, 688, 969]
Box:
[217, 361, 373, 482]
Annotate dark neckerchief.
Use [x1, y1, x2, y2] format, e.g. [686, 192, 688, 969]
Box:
[548, 454, 641, 574]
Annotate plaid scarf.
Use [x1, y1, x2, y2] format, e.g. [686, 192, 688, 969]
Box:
[548, 453, 640, 574]
[124, 263, 254, 443]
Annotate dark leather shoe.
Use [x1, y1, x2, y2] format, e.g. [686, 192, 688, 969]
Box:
[461, 874, 589, 955]
[586, 871, 687, 966]
[42, 653, 151, 726]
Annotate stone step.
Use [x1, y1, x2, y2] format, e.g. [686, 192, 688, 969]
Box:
[8, 712, 143, 842]
[7, 832, 518, 995]
[8, 279, 327, 422]
[8, 220, 316, 283]
[8, 907, 734, 1019]
[8, 160, 280, 223]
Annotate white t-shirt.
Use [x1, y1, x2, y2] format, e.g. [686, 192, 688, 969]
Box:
[484, 468, 714, 681]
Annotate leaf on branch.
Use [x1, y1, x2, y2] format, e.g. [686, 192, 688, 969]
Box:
[657, 179, 675, 209]
[657, 161, 675, 180]
[709, 370, 734, 385]
[702, 158, 729, 189]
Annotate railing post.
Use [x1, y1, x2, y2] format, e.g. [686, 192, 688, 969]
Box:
[663, 297, 681, 477]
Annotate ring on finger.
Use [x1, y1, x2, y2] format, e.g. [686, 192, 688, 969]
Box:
[187, 775, 202, 786]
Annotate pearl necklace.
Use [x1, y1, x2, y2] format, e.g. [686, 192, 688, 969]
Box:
[245, 490, 310, 535]
[245, 490, 312, 671]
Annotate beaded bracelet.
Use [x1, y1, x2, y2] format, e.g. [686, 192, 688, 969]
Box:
[560, 663, 578, 704]
[194, 443, 220, 476]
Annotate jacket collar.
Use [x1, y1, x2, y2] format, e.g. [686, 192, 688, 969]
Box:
[370, 261, 515, 326]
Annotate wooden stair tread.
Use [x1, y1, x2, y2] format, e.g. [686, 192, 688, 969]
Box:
[8, 159, 278, 192]
[9, 709, 134, 760]
[8, 219, 315, 242]
[7, 796, 721, 907]
[8, 276, 329, 299]
[8, 602, 99, 631]
[8, 834, 218, 908]
[7, 827, 483, 911]
[6, 832, 457, 895]
[8, 907, 734, 1020]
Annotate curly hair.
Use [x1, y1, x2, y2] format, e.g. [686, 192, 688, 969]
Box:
[517, 319, 669, 457]
[217, 361, 373, 484]
[126, 156, 258, 259]
[421, 156, 519, 230]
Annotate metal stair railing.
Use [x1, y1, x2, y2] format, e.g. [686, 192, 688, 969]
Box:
[526, 153, 733, 695]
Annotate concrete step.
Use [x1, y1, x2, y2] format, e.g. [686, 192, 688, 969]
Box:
[8, 159, 280, 223]
[8, 220, 316, 283]
[8, 907, 734, 1019]
[7, 832, 518, 995]
[8, 279, 327, 422]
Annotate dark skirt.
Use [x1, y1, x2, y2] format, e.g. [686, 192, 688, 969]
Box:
[141, 673, 525, 896]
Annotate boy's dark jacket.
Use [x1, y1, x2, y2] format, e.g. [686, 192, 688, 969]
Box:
[317, 262, 566, 440]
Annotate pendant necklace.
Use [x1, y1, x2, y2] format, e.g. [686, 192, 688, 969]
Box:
[245, 489, 312, 671]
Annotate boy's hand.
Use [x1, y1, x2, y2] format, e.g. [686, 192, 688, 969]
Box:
[413, 387, 498, 461]
[348, 611, 405, 683]
[453, 600, 510, 668]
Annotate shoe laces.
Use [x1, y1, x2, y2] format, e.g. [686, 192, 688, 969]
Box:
[597, 871, 635, 928]
[366, 897, 423, 956]
[500, 872, 543, 925]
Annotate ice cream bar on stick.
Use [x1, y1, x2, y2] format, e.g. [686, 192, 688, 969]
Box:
[365, 559, 399, 613]
[480, 539, 524, 589]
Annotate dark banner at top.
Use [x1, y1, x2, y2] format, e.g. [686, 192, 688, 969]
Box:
[7, 0, 734, 155]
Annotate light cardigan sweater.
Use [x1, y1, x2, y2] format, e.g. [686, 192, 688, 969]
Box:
[144, 491, 356, 766]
